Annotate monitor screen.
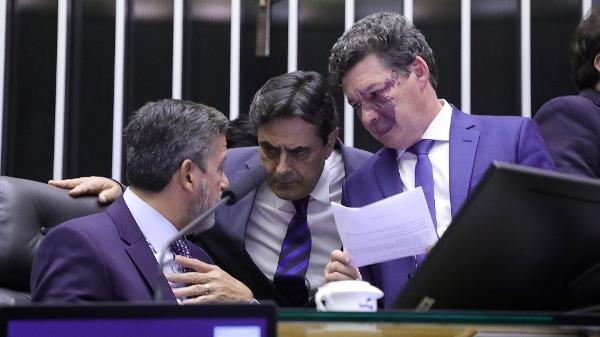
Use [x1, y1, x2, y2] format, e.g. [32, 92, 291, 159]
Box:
[395, 162, 600, 311]
[0, 303, 275, 337]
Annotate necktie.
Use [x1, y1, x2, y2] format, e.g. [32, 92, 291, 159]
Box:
[407, 139, 437, 229]
[171, 238, 193, 273]
[273, 196, 311, 306]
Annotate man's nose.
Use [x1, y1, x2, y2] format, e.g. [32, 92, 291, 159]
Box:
[221, 173, 230, 190]
[360, 105, 379, 124]
[275, 154, 292, 175]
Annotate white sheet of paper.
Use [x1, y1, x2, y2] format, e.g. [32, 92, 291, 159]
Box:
[331, 187, 438, 267]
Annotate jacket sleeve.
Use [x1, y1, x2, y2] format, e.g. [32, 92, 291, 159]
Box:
[30, 224, 113, 302]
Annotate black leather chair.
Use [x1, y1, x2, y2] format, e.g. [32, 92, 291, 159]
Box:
[0, 176, 107, 305]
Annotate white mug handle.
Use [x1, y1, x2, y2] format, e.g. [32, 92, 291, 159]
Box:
[315, 290, 330, 311]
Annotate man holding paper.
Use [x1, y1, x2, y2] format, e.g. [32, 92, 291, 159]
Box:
[324, 12, 556, 308]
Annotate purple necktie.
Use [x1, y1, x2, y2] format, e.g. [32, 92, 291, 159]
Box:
[407, 139, 437, 268]
[171, 238, 193, 273]
[407, 139, 437, 229]
[273, 196, 311, 306]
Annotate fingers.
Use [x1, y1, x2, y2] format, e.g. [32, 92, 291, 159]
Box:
[324, 250, 362, 282]
[181, 294, 218, 305]
[175, 256, 215, 273]
[48, 177, 86, 190]
[165, 270, 210, 285]
[48, 176, 122, 203]
[169, 259, 253, 304]
[166, 257, 217, 284]
[331, 249, 351, 264]
[98, 185, 123, 204]
[172, 283, 208, 299]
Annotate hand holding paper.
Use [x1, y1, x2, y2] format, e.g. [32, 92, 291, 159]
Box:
[331, 187, 438, 267]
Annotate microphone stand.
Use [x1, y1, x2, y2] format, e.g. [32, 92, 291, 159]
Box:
[152, 164, 267, 302]
[154, 195, 231, 302]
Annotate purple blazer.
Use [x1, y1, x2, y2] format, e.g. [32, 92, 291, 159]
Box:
[534, 88, 600, 178]
[30, 197, 213, 303]
[342, 106, 556, 308]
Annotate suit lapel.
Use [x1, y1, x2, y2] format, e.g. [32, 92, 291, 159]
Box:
[107, 197, 176, 302]
[219, 154, 262, 244]
[337, 140, 358, 176]
[374, 147, 404, 198]
[448, 107, 479, 216]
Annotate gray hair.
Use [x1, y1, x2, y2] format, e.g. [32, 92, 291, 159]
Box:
[328, 11, 438, 90]
[125, 99, 228, 192]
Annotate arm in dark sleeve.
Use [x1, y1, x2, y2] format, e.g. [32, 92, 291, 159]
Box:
[30, 225, 113, 302]
[535, 100, 600, 178]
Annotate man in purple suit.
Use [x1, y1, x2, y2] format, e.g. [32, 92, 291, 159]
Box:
[31, 99, 253, 303]
[324, 12, 556, 308]
[534, 9, 600, 178]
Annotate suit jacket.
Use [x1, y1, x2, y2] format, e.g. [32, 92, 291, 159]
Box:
[342, 106, 556, 308]
[534, 88, 600, 178]
[194, 141, 371, 306]
[31, 197, 213, 303]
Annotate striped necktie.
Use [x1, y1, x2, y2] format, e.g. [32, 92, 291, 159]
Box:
[273, 196, 311, 306]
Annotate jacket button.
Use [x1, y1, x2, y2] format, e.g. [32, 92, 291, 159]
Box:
[408, 273, 415, 279]
[40, 226, 48, 235]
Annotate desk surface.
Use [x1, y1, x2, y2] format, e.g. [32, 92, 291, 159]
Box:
[277, 310, 600, 337]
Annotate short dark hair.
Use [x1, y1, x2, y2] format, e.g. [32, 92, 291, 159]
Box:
[248, 70, 339, 144]
[125, 99, 228, 192]
[328, 11, 438, 91]
[572, 8, 600, 91]
[226, 114, 258, 148]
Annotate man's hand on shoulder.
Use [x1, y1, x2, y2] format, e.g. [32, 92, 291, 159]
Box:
[324, 250, 362, 282]
[168, 256, 254, 304]
[48, 176, 123, 204]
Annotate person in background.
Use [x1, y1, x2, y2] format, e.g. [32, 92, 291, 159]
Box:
[324, 12, 556, 308]
[534, 8, 600, 178]
[32, 99, 253, 303]
[226, 114, 258, 148]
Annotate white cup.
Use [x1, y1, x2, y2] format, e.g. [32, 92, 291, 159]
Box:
[315, 280, 384, 312]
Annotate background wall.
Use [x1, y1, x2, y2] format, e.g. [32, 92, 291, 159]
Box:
[0, 0, 596, 182]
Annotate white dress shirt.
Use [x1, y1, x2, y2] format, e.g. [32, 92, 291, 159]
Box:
[123, 188, 186, 292]
[397, 100, 453, 237]
[245, 149, 345, 293]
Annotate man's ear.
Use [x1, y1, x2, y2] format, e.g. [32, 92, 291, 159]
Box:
[178, 159, 200, 193]
[411, 56, 430, 90]
[325, 128, 339, 158]
[594, 53, 600, 73]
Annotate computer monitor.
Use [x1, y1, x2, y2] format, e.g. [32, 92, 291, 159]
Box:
[0, 303, 276, 337]
[395, 162, 600, 311]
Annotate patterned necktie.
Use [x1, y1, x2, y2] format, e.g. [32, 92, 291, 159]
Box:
[273, 196, 311, 306]
[407, 139, 437, 229]
[171, 238, 193, 273]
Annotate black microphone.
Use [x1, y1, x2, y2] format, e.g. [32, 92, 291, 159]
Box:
[221, 164, 268, 205]
[154, 164, 268, 302]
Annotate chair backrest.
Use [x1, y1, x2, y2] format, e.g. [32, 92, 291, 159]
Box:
[0, 176, 108, 305]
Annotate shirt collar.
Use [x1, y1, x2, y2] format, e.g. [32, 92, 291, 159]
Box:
[421, 99, 451, 142]
[397, 99, 452, 157]
[123, 188, 179, 254]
